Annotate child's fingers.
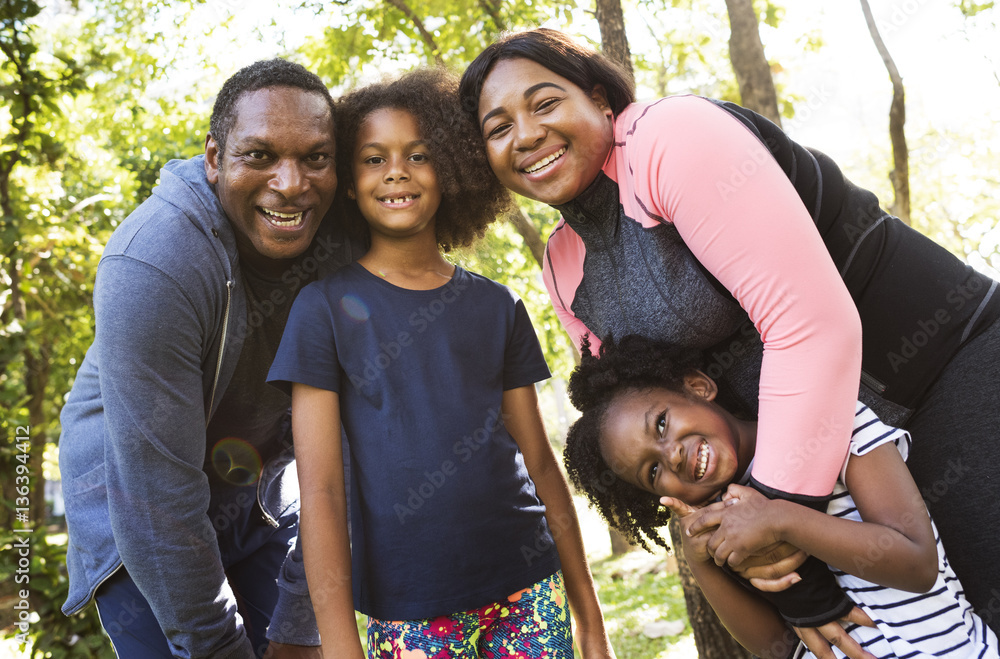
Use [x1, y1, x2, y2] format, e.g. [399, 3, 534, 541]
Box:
[659, 496, 696, 517]
[748, 572, 801, 592]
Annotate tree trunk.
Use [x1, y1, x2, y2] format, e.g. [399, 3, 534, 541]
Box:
[507, 206, 547, 268]
[725, 0, 782, 127]
[594, 0, 633, 76]
[667, 517, 754, 659]
[860, 0, 910, 225]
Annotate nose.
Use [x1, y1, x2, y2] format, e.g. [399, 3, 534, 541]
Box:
[662, 437, 684, 474]
[513, 117, 546, 151]
[383, 155, 409, 182]
[270, 159, 309, 198]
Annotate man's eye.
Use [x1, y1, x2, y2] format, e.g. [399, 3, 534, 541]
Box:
[306, 153, 330, 163]
[248, 151, 268, 160]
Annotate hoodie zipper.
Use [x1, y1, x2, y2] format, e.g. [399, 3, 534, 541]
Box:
[860, 369, 887, 395]
[206, 280, 232, 421]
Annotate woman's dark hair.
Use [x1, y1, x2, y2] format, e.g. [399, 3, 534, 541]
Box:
[563, 334, 704, 551]
[458, 28, 635, 124]
[335, 68, 512, 251]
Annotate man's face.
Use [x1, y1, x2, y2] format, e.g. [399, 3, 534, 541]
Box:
[205, 86, 337, 271]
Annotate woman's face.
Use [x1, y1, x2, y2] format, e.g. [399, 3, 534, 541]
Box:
[477, 57, 615, 206]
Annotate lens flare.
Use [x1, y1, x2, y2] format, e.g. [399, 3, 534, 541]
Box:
[340, 294, 370, 322]
[211, 437, 262, 486]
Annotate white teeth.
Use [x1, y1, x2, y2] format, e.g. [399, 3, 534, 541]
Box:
[264, 209, 303, 226]
[523, 148, 566, 173]
[695, 440, 708, 480]
[382, 196, 415, 204]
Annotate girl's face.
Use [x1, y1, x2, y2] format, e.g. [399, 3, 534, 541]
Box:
[477, 57, 615, 206]
[599, 377, 751, 507]
[349, 107, 441, 241]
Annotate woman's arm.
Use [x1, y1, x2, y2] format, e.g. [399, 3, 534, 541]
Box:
[694, 443, 937, 592]
[502, 385, 616, 659]
[292, 383, 365, 659]
[626, 96, 862, 500]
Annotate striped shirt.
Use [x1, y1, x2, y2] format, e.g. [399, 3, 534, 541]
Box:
[792, 403, 998, 658]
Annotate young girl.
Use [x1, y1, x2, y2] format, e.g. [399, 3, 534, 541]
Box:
[562, 334, 998, 659]
[267, 69, 615, 659]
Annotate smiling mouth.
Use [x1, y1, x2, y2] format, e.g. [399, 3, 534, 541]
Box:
[695, 439, 709, 480]
[522, 147, 566, 174]
[261, 208, 304, 227]
[379, 195, 418, 206]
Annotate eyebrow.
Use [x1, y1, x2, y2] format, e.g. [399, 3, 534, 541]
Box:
[479, 81, 568, 131]
[234, 137, 333, 152]
[356, 139, 430, 152]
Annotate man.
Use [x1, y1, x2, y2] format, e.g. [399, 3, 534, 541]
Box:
[58, 59, 360, 658]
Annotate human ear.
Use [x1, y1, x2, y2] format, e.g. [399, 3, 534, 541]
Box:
[204, 134, 220, 185]
[683, 371, 718, 401]
[589, 84, 613, 117]
[347, 183, 356, 200]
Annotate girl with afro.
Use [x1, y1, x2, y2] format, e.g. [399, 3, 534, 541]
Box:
[267, 68, 615, 659]
[563, 334, 997, 659]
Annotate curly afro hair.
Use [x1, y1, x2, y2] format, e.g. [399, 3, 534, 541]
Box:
[210, 58, 335, 158]
[334, 67, 513, 251]
[563, 334, 704, 551]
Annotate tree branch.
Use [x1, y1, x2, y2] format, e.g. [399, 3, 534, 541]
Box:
[860, 0, 910, 224]
[384, 0, 445, 65]
[478, 0, 506, 32]
[507, 205, 546, 269]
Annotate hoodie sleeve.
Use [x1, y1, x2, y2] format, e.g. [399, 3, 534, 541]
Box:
[95, 255, 256, 659]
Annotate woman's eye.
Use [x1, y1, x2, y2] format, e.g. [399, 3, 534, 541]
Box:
[537, 98, 557, 111]
[486, 123, 511, 140]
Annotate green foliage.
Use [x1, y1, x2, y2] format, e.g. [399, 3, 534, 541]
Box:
[1, 532, 115, 658]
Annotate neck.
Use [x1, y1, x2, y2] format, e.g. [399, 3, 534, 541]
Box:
[359, 231, 454, 290]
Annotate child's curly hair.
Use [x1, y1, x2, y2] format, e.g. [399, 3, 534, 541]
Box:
[563, 334, 704, 551]
[334, 68, 512, 251]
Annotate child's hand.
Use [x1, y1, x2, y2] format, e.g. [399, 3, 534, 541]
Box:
[793, 607, 878, 659]
[689, 484, 783, 568]
[661, 496, 722, 564]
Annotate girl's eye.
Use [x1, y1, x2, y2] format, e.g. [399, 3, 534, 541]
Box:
[486, 123, 511, 140]
[363, 155, 385, 165]
[649, 463, 659, 486]
[409, 152, 429, 163]
[656, 412, 667, 435]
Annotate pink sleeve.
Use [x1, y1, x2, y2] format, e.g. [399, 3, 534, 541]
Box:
[542, 220, 602, 355]
[623, 97, 861, 497]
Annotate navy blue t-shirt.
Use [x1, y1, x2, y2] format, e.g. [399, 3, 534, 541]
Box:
[268, 263, 560, 620]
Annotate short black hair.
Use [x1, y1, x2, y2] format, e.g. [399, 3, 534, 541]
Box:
[335, 67, 512, 251]
[563, 334, 703, 551]
[459, 28, 635, 124]
[209, 58, 335, 156]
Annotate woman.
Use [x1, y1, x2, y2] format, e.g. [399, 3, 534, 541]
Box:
[459, 27, 1000, 641]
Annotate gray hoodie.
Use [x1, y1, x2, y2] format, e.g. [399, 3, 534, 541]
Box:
[58, 155, 358, 657]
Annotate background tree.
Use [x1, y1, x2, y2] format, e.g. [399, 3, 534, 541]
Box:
[860, 0, 910, 224]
